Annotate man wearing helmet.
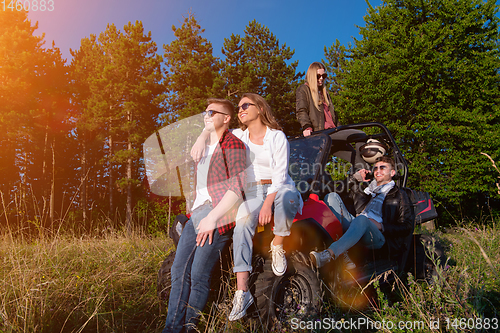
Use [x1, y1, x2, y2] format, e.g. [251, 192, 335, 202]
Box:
[310, 156, 414, 269]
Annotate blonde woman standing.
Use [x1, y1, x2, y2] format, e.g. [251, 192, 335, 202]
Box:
[296, 62, 339, 136]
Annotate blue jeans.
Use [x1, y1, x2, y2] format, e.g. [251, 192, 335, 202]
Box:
[324, 192, 385, 257]
[162, 205, 232, 333]
[232, 183, 301, 273]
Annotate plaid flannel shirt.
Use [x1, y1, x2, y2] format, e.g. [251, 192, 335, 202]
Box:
[195, 129, 247, 234]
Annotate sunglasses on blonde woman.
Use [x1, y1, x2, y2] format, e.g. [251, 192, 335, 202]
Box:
[317, 73, 328, 80]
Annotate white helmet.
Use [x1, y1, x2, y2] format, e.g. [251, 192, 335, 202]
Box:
[359, 139, 387, 164]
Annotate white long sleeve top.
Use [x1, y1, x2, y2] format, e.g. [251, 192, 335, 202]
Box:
[231, 127, 294, 193]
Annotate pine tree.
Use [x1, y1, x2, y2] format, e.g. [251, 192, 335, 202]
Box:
[219, 20, 302, 135]
[162, 12, 220, 123]
[0, 10, 43, 204]
[0, 10, 71, 227]
[71, 21, 163, 231]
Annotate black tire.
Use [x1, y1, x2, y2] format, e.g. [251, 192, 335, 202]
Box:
[323, 255, 372, 310]
[252, 252, 322, 327]
[157, 251, 176, 311]
[407, 234, 446, 281]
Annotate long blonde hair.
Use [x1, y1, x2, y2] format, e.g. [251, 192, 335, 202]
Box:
[306, 62, 330, 109]
[239, 93, 282, 131]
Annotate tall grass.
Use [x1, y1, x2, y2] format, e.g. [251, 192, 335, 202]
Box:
[0, 231, 174, 333]
[1, 221, 498, 333]
[191, 221, 499, 333]
[341, 221, 499, 333]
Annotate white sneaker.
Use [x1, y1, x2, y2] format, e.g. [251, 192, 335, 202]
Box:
[310, 250, 333, 268]
[343, 252, 356, 270]
[228, 290, 254, 321]
[270, 241, 287, 276]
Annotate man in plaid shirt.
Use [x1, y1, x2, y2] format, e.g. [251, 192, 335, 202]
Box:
[163, 98, 247, 333]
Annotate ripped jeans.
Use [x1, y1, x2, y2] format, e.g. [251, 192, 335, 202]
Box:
[232, 183, 301, 273]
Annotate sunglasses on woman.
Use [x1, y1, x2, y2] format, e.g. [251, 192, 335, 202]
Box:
[317, 73, 328, 80]
[202, 110, 227, 117]
[237, 103, 256, 112]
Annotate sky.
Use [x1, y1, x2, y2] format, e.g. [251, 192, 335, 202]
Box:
[27, 0, 384, 74]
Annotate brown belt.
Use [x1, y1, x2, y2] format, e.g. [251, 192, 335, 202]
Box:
[248, 179, 272, 187]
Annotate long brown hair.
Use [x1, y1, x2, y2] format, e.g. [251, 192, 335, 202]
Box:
[306, 62, 330, 109]
[239, 93, 282, 131]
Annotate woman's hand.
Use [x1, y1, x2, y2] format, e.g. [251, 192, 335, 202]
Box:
[196, 214, 217, 247]
[258, 202, 273, 226]
[303, 128, 312, 137]
[191, 135, 207, 163]
[259, 192, 277, 225]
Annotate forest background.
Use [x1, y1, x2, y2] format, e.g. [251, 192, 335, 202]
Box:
[1, 0, 500, 236]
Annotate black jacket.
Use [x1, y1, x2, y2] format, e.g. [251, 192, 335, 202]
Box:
[296, 84, 338, 131]
[341, 177, 415, 265]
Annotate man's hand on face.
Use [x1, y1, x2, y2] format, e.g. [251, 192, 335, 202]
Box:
[354, 169, 371, 182]
[196, 214, 217, 247]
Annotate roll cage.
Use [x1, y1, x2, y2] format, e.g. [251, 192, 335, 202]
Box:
[288, 122, 409, 201]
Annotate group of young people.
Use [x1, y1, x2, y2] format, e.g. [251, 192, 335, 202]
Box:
[161, 62, 413, 333]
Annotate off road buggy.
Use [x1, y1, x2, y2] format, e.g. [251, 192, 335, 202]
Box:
[156, 122, 444, 325]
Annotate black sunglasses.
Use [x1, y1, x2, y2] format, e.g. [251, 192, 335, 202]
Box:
[317, 73, 328, 80]
[202, 110, 227, 117]
[372, 165, 388, 172]
[237, 103, 256, 112]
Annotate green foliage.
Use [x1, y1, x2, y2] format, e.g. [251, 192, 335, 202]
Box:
[219, 20, 303, 135]
[324, 40, 349, 98]
[325, 0, 500, 218]
[325, 157, 352, 181]
[135, 198, 185, 236]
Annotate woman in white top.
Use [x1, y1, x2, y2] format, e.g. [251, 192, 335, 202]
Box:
[227, 93, 303, 321]
[191, 93, 302, 321]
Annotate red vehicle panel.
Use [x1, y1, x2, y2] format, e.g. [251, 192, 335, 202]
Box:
[293, 193, 343, 242]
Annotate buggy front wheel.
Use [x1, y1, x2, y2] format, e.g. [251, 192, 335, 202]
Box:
[252, 253, 322, 326]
